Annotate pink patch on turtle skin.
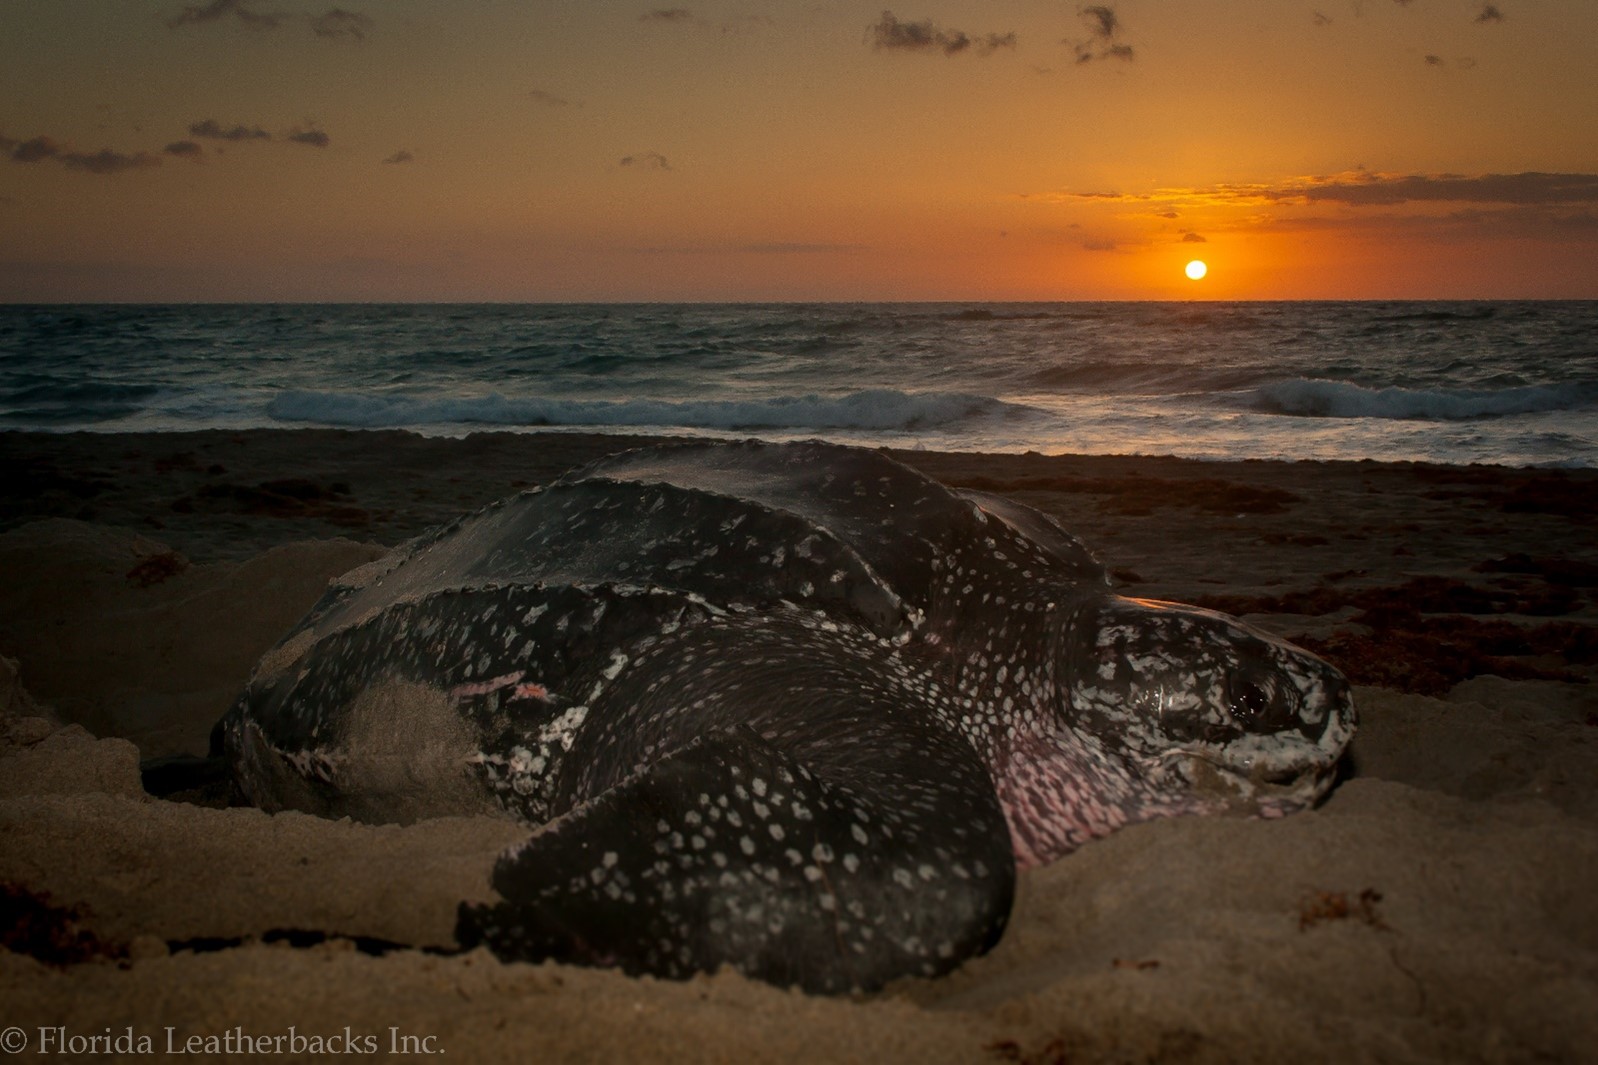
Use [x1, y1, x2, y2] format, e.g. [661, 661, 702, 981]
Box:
[510, 682, 550, 702]
[450, 671, 526, 701]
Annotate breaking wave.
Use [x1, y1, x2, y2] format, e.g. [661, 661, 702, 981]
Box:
[1247, 378, 1597, 421]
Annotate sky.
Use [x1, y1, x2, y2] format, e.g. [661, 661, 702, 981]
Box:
[2, 0, 1596, 301]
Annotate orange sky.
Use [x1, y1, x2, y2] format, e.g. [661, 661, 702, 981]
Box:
[3, 0, 1596, 301]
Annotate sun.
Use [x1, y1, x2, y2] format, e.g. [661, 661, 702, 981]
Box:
[1184, 259, 1208, 281]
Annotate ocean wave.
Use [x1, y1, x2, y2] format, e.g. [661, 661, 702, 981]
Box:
[1247, 378, 1596, 421]
[0, 380, 164, 424]
[265, 388, 1027, 433]
[1374, 306, 1498, 324]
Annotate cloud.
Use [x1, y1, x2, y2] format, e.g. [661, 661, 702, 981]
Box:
[166, 0, 283, 30]
[1424, 54, 1444, 65]
[620, 152, 671, 171]
[1312, 11, 1333, 26]
[60, 149, 162, 174]
[1475, 4, 1505, 23]
[189, 118, 272, 141]
[632, 240, 868, 256]
[640, 8, 693, 22]
[529, 89, 577, 107]
[287, 128, 331, 148]
[167, 1, 374, 39]
[164, 140, 204, 158]
[1181, 231, 1207, 243]
[737, 242, 863, 254]
[1284, 171, 1598, 206]
[9, 135, 64, 163]
[3, 133, 160, 174]
[1048, 172, 1598, 211]
[1070, 5, 1134, 63]
[311, 8, 373, 40]
[868, 11, 1017, 57]
[381, 149, 413, 164]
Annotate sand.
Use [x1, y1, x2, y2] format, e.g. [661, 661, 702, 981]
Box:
[2, 429, 1596, 1064]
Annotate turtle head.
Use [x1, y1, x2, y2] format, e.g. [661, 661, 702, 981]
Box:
[1063, 596, 1355, 815]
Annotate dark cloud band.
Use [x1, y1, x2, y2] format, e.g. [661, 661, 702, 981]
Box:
[868, 11, 1017, 57]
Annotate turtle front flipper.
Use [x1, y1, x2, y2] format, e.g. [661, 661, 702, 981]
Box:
[456, 726, 1015, 994]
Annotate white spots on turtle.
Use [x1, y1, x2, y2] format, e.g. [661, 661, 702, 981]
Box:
[803, 865, 824, 883]
[603, 650, 630, 680]
[739, 836, 757, 856]
[842, 853, 860, 873]
[892, 868, 914, 889]
[784, 848, 803, 866]
[769, 823, 786, 842]
[850, 823, 869, 846]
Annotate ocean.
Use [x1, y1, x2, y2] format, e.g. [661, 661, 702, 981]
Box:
[3, 301, 1596, 467]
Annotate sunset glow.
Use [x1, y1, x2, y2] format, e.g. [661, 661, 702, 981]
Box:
[1185, 260, 1208, 281]
[2, 2, 1596, 301]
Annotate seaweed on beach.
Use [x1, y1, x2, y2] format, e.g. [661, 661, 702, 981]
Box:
[948, 474, 1301, 516]
[0, 457, 112, 523]
[169, 478, 371, 528]
[0, 882, 124, 966]
[1192, 574, 1583, 620]
[1299, 614, 1591, 695]
[126, 549, 189, 587]
[1475, 553, 1598, 587]
[1413, 469, 1598, 520]
[1191, 578, 1594, 695]
[1299, 888, 1387, 932]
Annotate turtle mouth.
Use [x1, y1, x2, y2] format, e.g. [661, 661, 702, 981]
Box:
[1150, 747, 1339, 810]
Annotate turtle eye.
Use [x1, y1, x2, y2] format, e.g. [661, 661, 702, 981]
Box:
[1231, 678, 1273, 724]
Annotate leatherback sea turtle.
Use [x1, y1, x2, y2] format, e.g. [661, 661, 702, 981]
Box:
[217, 439, 1354, 993]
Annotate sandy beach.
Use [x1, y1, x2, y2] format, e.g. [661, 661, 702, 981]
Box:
[2, 429, 1596, 1063]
